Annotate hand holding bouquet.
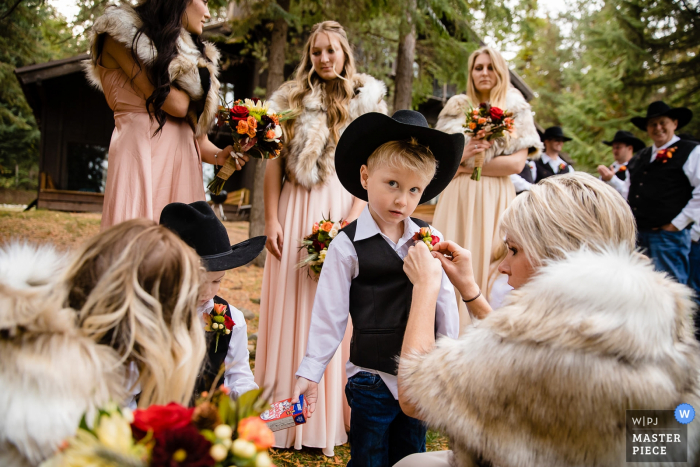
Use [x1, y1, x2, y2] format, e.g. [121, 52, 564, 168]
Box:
[298, 217, 349, 277]
[463, 102, 515, 181]
[209, 98, 289, 195]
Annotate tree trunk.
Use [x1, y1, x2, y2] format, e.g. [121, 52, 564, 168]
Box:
[393, 5, 417, 111]
[249, 0, 291, 267]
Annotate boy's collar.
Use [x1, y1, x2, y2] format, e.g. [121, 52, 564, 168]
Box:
[355, 205, 420, 245]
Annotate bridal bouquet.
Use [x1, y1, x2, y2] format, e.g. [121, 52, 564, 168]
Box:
[463, 103, 515, 181]
[42, 387, 275, 467]
[209, 98, 289, 195]
[298, 217, 349, 277]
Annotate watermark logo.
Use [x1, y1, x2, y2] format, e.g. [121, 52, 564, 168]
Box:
[626, 408, 691, 462]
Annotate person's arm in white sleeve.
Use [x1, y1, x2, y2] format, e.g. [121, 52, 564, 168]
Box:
[429, 227, 460, 338]
[295, 233, 356, 383]
[567, 165, 575, 173]
[510, 173, 533, 193]
[223, 307, 258, 399]
[671, 146, 700, 231]
[606, 173, 629, 198]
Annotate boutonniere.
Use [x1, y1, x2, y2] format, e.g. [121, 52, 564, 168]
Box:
[558, 162, 567, 172]
[616, 165, 627, 173]
[204, 303, 234, 352]
[655, 147, 677, 163]
[413, 227, 440, 251]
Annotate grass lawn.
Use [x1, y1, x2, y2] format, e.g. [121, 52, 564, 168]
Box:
[0, 207, 450, 466]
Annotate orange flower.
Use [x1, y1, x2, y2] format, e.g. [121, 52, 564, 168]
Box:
[265, 130, 276, 140]
[468, 122, 477, 130]
[270, 115, 280, 125]
[477, 117, 487, 125]
[246, 116, 258, 138]
[341, 220, 349, 228]
[312, 222, 319, 233]
[323, 222, 333, 232]
[238, 416, 274, 450]
[237, 120, 249, 135]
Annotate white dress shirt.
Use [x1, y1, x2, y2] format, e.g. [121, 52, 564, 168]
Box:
[620, 135, 700, 231]
[296, 206, 460, 399]
[540, 152, 575, 174]
[510, 160, 536, 193]
[603, 160, 630, 199]
[693, 223, 700, 243]
[199, 298, 258, 399]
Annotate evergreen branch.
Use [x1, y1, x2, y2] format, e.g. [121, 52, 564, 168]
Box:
[1, 0, 25, 21]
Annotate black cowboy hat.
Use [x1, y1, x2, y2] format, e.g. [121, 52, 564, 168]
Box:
[602, 130, 646, 153]
[541, 126, 572, 142]
[160, 201, 266, 271]
[335, 110, 464, 204]
[631, 101, 693, 131]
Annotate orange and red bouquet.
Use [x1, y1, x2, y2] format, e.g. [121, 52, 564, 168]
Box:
[655, 147, 677, 164]
[413, 227, 440, 251]
[298, 216, 349, 277]
[463, 102, 515, 181]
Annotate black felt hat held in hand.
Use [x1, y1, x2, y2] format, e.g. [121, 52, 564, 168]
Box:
[160, 201, 266, 271]
[334, 110, 464, 204]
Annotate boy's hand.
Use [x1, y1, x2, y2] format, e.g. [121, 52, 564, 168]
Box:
[292, 377, 318, 418]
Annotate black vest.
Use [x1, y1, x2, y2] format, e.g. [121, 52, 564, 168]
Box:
[534, 157, 569, 183]
[614, 165, 628, 181]
[343, 217, 430, 375]
[194, 295, 234, 398]
[628, 140, 697, 230]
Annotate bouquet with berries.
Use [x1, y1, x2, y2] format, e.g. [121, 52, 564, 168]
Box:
[463, 102, 515, 181]
[413, 227, 440, 251]
[298, 216, 349, 277]
[204, 303, 235, 352]
[209, 98, 290, 195]
[42, 386, 275, 467]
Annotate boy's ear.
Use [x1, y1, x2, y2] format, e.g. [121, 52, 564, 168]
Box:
[360, 165, 369, 190]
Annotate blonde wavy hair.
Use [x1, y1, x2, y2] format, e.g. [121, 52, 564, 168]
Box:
[62, 219, 205, 407]
[499, 172, 637, 268]
[284, 21, 357, 144]
[466, 46, 510, 109]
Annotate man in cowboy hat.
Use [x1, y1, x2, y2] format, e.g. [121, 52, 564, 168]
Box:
[596, 130, 646, 198]
[510, 126, 574, 193]
[625, 101, 700, 285]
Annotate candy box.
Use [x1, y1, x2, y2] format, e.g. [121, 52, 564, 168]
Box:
[260, 395, 308, 432]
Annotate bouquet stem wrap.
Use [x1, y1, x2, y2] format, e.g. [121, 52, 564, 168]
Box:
[471, 150, 485, 181]
[208, 154, 238, 195]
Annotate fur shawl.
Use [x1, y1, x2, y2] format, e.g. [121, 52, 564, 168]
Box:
[0, 243, 123, 467]
[84, 4, 220, 137]
[435, 87, 543, 168]
[268, 74, 388, 190]
[400, 248, 700, 467]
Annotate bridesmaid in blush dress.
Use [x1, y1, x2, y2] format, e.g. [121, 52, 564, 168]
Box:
[85, 0, 247, 229]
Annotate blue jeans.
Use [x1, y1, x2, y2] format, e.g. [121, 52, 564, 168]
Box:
[345, 372, 427, 467]
[689, 240, 700, 339]
[638, 229, 692, 284]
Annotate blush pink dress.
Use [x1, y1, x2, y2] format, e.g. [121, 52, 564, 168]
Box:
[97, 64, 205, 230]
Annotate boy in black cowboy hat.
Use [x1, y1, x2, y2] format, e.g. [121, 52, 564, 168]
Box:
[160, 201, 266, 399]
[293, 110, 463, 466]
[625, 101, 700, 286]
[511, 126, 573, 193]
[596, 130, 646, 198]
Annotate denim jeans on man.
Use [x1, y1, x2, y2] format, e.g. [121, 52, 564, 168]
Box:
[638, 229, 692, 284]
[689, 239, 700, 340]
[345, 371, 427, 467]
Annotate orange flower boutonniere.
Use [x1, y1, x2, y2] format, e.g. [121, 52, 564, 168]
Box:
[656, 147, 677, 164]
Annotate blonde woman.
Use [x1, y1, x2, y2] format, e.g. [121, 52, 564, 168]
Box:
[396, 173, 700, 466]
[0, 219, 205, 467]
[255, 21, 387, 455]
[433, 47, 542, 330]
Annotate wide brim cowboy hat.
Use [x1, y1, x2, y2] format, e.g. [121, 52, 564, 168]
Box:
[602, 130, 646, 153]
[541, 126, 572, 142]
[160, 201, 266, 271]
[631, 101, 693, 131]
[335, 110, 464, 204]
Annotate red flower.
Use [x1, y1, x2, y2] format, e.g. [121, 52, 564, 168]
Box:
[132, 403, 194, 437]
[224, 315, 235, 330]
[489, 106, 505, 121]
[656, 147, 677, 163]
[430, 235, 440, 246]
[229, 105, 250, 121]
[150, 425, 214, 467]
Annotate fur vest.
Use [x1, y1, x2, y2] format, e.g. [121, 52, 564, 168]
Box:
[0, 243, 123, 467]
[400, 248, 700, 467]
[268, 74, 388, 190]
[84, 4, 220, 138]
[435, 88, 543, 169]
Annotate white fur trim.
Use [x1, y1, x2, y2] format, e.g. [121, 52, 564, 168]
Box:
[399, 247, 700, 466]
[436, 87, 543, 169]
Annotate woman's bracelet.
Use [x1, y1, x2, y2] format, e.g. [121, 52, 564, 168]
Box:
[462, 290, 481, 304]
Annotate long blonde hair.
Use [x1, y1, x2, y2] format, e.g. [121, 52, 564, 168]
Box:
[284, 21, 357, 144]
[499, 172, 637, 268]
[466, 46, 510, 109]
[62, 219, 205, 407]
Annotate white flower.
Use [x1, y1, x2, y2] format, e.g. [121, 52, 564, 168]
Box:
[214, 424, 233, 440]
[244, 98, 268, 113]
[274, 125, 282, 139]
[329, 222, 340, 239]
[225, 328, 231, 335]
[319, 249, 327, 262]
[232, 439, 256, 458]
[210, 443, 228, 462]
[95, 413, 133, 452]
[255, 452, 273, 467]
